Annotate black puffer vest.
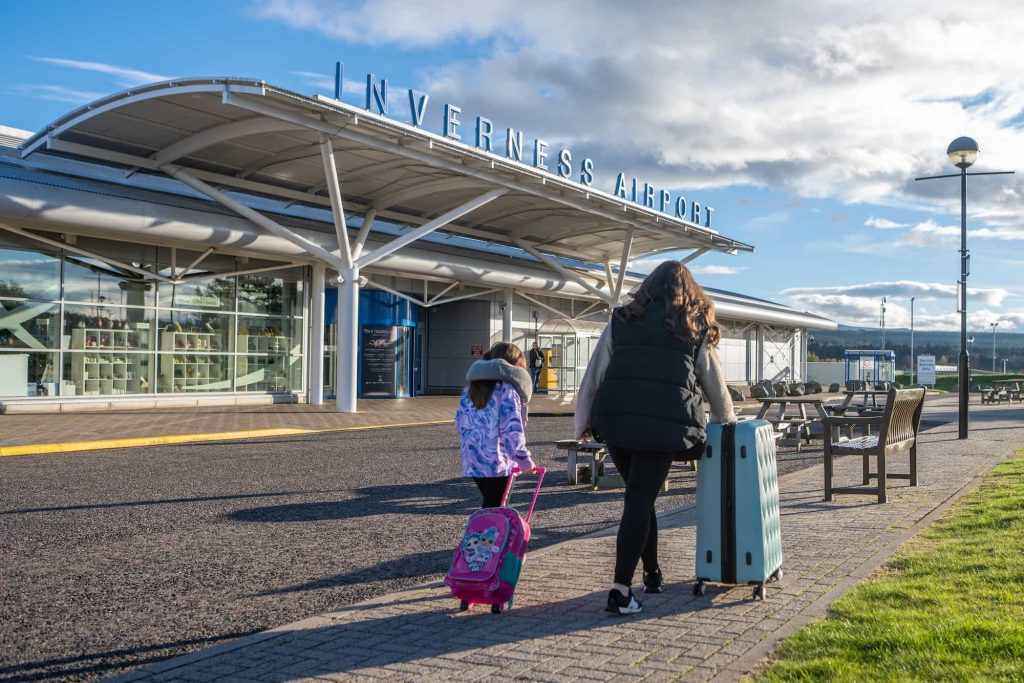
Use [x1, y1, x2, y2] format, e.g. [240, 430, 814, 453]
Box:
[590, 305, 706, 452]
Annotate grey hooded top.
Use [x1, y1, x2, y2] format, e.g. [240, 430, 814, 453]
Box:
[466, 359, 533, 423]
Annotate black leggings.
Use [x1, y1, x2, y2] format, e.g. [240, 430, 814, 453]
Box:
[474, 476, 509, 508]
[608, 447, 675, 586]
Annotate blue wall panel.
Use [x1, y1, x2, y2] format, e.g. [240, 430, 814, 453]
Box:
[324, 288, 418, 327]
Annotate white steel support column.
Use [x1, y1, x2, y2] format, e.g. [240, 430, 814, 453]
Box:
[514, 290, 566, 319]
[681, 247, 709, 265]
[516, 241, 615, 304]
[336, 266, 360, 413]
[799, 329, 808, 382]
[357, 189, 506, 269]
[756, 325, 766, 382]
[165, 166, 344, 270]
[319, 136, 354, 268]
[614, 228, 635, 301]
[502, 289, 514, 342]
[352, 208, 377, 261]
[309, 262, 326, 405]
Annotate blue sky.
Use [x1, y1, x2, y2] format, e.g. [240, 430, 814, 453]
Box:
[2, 0, 1023, 331]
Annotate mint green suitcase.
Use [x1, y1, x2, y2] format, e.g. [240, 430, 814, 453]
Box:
[694, 420, 783, 600]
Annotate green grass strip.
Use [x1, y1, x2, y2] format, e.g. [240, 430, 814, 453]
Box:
[759, 453, 1024, 682]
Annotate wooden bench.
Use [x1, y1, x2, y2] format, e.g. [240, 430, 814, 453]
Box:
[822, 386, 926, 504]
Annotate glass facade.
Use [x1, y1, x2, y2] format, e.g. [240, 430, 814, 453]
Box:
[0, 245, 305, 399]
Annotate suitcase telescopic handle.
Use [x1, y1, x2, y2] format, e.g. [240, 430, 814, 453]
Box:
[501, 467, 547, 524]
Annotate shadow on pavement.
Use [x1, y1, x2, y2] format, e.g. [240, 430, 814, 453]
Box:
[0, 631, 259, 683]
[0, 489, 340, 515]
[228, 477, 698, 526]
[237, 477, 697, 598]
[249, 549, 454, 597]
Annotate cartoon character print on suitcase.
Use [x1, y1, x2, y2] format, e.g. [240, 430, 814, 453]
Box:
[445, 468, 545, 613]
[694, 420, 783, 600]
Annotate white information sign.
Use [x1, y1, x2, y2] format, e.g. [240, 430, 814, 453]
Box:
[917, 355, 936, 385]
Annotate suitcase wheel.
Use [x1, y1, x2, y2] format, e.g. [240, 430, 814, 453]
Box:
[753, 584, 766, 601]
[692, 581, 706, 597]
[491, 604, 503, 614]
[770, 568, 784, 582]
[459, 600, 470, 611]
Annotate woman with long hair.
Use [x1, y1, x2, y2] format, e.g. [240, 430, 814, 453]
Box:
[457, 342, 537, 509]
[576, 260, 736, 614]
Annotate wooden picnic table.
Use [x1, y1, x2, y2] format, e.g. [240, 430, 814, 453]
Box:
[755, 396, 831, 450]
[990, 380, 1024, 402]
[840, 389, 889, 409]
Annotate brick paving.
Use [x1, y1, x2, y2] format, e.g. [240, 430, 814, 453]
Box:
[106, 396, 1024, 682]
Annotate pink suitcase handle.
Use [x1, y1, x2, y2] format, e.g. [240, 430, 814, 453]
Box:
[501, 467, 546, 524]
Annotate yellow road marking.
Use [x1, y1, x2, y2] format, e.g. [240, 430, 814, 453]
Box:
[0, 419, 454, 458]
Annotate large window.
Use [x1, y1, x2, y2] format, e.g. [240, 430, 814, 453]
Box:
[0, 247, 61, 301]
[0, 242, 305, 399]
[0, 301, 60, 349]
[63, 256, 156, 307]
[158, 277, 234, 311]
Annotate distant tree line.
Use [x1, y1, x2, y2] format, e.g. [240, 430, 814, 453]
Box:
[807, 327, 1024, 373]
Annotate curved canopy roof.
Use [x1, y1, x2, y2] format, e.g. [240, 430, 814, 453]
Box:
[19, 78, 752, 267]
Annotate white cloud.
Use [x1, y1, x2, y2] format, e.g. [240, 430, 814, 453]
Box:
[865, 216, 909, 229]
[4, 84, 106, 105]
[690, 265, 744, 276]
[251, 1, 1024, 227]
[783, 280, 1009, 307]
[30, 57, 173, 88]
[251, 0, 519, 47]
[783, 292, 1024, 330]
[291, 70, 366, 96]
[847, 218, 1024, 254]
[782, 279, 1021, 330]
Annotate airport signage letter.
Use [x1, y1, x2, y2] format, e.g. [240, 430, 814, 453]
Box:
[333, 61, 712, 226]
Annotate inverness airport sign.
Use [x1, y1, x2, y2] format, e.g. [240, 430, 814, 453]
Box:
[333, 62, 714, 228]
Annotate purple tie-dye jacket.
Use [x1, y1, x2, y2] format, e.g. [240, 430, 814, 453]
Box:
[456, 381, 535, 478]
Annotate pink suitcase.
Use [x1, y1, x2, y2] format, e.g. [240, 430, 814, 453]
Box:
[445, 467, 546, 613]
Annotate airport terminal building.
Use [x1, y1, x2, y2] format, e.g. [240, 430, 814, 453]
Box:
[0, 77, 835, 412]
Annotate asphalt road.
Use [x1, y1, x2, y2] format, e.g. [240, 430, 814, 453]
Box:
[0, 417, 827, 682]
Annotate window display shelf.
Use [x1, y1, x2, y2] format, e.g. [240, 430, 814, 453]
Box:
[235, 335, 294, 391]
[158, 330, 225, 392]
[69, 328, 147, 396]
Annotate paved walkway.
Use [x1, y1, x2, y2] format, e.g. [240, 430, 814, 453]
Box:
[110, 396, 1024, 682]
[0, 394, 577, 453]
[0, 389, 848, 455]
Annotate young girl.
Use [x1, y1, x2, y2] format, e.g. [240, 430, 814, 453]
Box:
[456, 342, 537, 509]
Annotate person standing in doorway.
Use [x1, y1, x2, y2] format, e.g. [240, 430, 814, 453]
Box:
[575, 260, 736, 615]
[529, 341, 544, 393]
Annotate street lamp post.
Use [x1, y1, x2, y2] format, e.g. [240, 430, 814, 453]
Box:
[991, 321, 999, 373]
[1002, 358, 1008, 374]
[910, 297, 915, 385]
[915, 137, 1014, 439]
[880, 297, 887, 350]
